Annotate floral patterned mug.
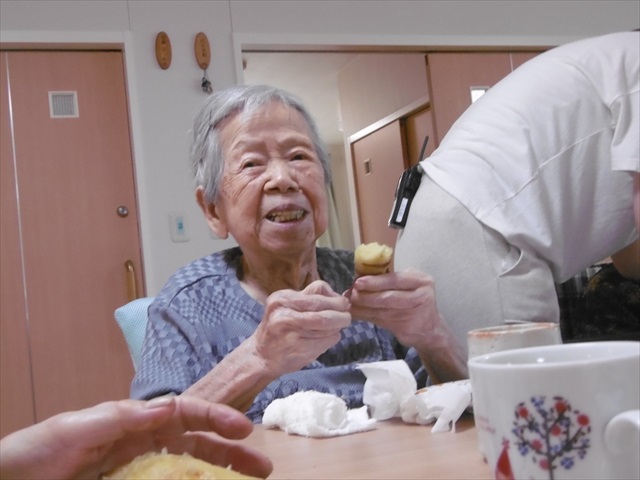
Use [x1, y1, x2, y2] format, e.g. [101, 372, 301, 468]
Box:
[468, 341, 640, 480]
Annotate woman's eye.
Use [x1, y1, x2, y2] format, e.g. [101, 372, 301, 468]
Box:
[291, 152, 308, 161]
[241, 159, 260, 169]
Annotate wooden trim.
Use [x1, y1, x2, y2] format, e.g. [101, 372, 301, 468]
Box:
[348, 96, 429, 144]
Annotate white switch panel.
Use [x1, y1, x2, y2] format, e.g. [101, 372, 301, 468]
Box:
[169, 212, 189, 242]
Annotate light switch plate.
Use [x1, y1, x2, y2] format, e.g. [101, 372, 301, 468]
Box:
[169, 212, 189, 242]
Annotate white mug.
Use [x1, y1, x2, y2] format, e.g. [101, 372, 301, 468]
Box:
[468, 341, 640, 480]
[467, 322, 561, 359]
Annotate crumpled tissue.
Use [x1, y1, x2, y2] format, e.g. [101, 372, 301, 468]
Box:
[262, 390, 377, 438]
[357, 360, 472, 433]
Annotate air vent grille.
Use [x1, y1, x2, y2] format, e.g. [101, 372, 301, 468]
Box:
[49, 91, 79, 118]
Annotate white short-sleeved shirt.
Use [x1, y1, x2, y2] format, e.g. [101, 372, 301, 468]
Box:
[423, 31, 639, 282]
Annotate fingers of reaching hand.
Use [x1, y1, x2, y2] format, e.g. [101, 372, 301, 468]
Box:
[105, 399, 271, 478]
[64, 397, 252, 444]
[159, 432, 273, 479]
[153, 397, 253, 440]
[41, 398, 174, 451]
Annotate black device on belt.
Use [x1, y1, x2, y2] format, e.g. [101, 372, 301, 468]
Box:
[388, 136, 428, 229]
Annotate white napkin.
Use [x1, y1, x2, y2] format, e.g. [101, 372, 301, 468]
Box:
[411, 380, 472, 432]
[262, 391, 377, 438]
[357, 359, 417, 420]
[357, 360, 472, 433]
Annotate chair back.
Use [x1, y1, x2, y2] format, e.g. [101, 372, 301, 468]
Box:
[114, 297, 154, 370]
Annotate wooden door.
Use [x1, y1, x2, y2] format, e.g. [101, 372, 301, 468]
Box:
[0, 53, 36, 437]
[511, 52, 541, 70]
[0, 50, 141, 431]
[403, 107, 436, 168]
[426, 51, 545, 146]
[426, 52, 513, 145]
[351, 120, 407, 250]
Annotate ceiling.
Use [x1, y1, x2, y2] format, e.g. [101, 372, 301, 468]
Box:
[241, 51, 359, 148]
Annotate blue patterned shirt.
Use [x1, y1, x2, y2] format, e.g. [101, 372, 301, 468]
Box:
[131, 247, 427, 422]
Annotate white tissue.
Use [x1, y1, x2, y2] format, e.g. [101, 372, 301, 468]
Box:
[357, 360, 472, 433]
[414, 380, 472, 433]
[357, 360, 417, 420]
[262, 391, 377, 438]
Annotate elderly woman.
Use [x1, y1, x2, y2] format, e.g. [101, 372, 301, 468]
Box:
[131, 85, 465, 421]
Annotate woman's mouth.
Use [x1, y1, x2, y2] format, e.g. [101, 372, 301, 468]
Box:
[266, 210, 305, 223]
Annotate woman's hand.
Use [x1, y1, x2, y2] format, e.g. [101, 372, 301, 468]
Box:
[348, 268, 467, 383]
[348, 268, 442, 348]
[0, 396, 273, 480]
[184, 280, 351, 413]
[253, 280, 351, 376]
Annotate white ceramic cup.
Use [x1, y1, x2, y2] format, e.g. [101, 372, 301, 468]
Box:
[468, 341, 640, 480]
[467, 322, 561, 359]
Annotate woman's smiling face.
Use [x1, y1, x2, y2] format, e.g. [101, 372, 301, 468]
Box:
[211, 101, 328, 258]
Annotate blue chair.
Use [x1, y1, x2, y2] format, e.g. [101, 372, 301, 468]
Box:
[114, 297, 154, 371]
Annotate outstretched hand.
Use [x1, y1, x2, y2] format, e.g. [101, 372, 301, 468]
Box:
[0, 396, 273, 480]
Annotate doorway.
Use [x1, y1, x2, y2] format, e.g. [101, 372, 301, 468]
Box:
[241, 48, 544, 252]
[0, 50, 143, 435]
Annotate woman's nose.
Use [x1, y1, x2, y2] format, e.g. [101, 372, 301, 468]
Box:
[264, 160, 299, 192]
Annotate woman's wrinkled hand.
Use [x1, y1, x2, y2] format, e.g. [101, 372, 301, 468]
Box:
[347, 268, 444, 349]
[253, 280, 351, 376]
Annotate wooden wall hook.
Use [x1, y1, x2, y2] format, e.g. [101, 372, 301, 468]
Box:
[155, 32, 172, 70]
[195, 32, 211, 70]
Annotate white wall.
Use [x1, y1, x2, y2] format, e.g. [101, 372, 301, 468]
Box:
[2, 0, 638, 294]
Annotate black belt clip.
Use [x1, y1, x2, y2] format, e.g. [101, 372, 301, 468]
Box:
[388, 135, 428, 229]
[388, 163, 423, 229]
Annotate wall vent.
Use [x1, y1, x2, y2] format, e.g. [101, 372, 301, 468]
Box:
[49, 91, 79, 118]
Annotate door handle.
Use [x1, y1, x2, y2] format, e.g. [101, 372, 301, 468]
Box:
[125, 260, 138, 302]
[363, 158, 372, 175]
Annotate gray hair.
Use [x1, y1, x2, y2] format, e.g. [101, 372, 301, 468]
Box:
[191, 84, 331, 204]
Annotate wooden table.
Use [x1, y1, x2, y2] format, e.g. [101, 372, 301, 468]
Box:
[243, 414, 492, 479]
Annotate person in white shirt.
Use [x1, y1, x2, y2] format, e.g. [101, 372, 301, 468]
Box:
[394, 30, 639, 366]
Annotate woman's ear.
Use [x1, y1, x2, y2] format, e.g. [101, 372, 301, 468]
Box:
[195, 187, 229, 239]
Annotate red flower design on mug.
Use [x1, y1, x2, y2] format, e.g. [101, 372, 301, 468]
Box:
[531, 439, 543, 452]
[577, 414, 590, 427]
[554, 400, 568, 414]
